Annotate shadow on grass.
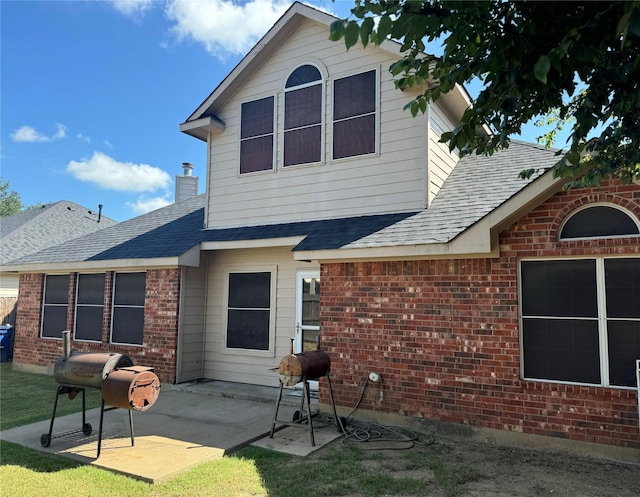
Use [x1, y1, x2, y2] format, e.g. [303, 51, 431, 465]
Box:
[231, 444, 427, 497]
[0, 440, 83, 472]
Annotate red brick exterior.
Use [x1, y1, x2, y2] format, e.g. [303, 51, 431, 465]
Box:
[321, 180, 640, 448]
[14, 268, 180, 384]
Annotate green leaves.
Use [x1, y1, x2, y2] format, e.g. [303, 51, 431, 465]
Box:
[328, 0, 640, 186]
[534, 56, 551, 84]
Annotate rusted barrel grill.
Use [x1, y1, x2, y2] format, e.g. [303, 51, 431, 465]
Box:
[270, 350, 341, 446]
[277, 349, 332, 386]
[41, 331, 160, 457]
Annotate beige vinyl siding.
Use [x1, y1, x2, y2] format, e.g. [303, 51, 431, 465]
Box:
[206, 18, 429, 229]
[202, 248, 319, 387]
[177, 266, 207, 382]
[428, 102, 459, 204]
[0, 273, 19, 298]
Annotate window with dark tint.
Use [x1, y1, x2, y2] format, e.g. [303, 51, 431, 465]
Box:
[111, 272, 145, 345]
[75, 273, 105, 342]
[284, 65, 322, 166]
[521, 258, 640, 387]
[521, 260, 600, 384]
[41, 274, 69, 339]
[560, 206, 639, 239]
[240, 96, 274, 174]
[226, 272, 271, 350]
[605, 259, 640, 386]
[333, 70, 376, 159]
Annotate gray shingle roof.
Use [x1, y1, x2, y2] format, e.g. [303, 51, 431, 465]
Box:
[0, 201, 118, 265]
[8, 195, 206, 264]
[343, 141, 559, 249]
[5, 141, 562, 266]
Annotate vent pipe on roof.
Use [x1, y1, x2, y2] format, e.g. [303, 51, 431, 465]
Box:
[182, 162, 194, 176]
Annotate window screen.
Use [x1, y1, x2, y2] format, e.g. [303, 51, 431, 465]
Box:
[333, 70, 376, 159]
[226, 272, 271, 350]
[41, 274, 69, 339]
[521, 258, 640, 388]
[240, 96, 274, 174]
[75, 273, 105, 342]
[284, 66, 322, 166]
[111, 272, 145, 345]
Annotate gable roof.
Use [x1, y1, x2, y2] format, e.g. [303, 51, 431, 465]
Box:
[0, 201, 117, 266]
[179, 1, 473, 141]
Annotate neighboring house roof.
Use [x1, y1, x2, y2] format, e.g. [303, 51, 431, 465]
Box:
[3, 142, 566, 272]
[4, 195, 206, 270]
[0, 201, 117, 266]
[179, 1, 474, 141]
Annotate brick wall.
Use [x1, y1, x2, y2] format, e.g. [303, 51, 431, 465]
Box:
[13, 268, 180, 384]
[321, 180, 640, 448]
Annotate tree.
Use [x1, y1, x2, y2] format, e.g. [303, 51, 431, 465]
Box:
[0, 179, 23, 218]
[330, 1, 640, 187]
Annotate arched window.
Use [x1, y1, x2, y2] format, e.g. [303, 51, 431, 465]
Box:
[284, 65, 323, 167]
[559, 205, 639, 240]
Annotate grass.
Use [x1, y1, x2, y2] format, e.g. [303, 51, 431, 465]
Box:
[0, 362, 475, 497]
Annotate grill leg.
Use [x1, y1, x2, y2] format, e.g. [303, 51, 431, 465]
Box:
[97, 399, 105, 458]
[45, 385, 64, 439]
[269, 381, 284, 438]
[303, 380, 315, 446]
[326, 374, 341, 431]
[128, 409, 134, 447]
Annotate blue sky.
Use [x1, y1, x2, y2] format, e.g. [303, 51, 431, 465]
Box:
[2, 0, 552, 222]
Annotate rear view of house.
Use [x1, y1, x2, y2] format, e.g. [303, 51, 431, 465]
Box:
[7, 2, 639, 458]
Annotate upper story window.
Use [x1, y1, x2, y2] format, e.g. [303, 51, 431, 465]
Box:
[240, 96, 274, 174]
[332, 69, 377, 159]
[559, 204, 640, 239]
[284, 65, 323, 167]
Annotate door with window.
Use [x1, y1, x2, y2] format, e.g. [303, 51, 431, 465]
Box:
[295, 271, 320, 354]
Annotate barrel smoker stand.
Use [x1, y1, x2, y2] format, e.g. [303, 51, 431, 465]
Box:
[269, 373, 340, 446]
[41, 384, 135, 459]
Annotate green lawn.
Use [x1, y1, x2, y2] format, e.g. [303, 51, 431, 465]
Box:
[0, 363, 437, 497]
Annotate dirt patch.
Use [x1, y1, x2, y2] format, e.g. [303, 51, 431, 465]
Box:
[335, 436, 640, 496]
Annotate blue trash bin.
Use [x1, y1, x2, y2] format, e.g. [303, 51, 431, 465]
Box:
[0, 325, 15, 362]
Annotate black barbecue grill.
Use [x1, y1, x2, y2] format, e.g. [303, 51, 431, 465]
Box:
[41, 331, 160, 458]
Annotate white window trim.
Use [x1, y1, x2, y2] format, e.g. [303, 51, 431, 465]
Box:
[238, 94, 277, 177]
[329, 65, 381, 162]
[222, 265, 277, 358]
[110, 271, 146, 347]
[73, 272, 104, 344]
[281, 63, 326, 169]
[519, 255, 640, 390]
[558, 202, 640, 241]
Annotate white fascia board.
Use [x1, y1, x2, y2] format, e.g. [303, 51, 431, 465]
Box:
[179, 116, 225, 141]
[3, 258, 183, 273]
[201, 236, 305, 251]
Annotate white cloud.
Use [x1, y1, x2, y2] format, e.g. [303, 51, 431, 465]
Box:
[106, 0, 155, 18]
[11, 123, 67, 143]
[165, 0, 292, 59]
[127, 195, 172, 215]
[66, 151, 171, 192]
[77, 133, 92, 143]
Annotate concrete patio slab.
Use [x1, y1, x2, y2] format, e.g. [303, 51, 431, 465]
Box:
[0, 381, 338, 483]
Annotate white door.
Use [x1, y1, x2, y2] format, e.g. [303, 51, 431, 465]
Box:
[294, 271, 320, 354]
